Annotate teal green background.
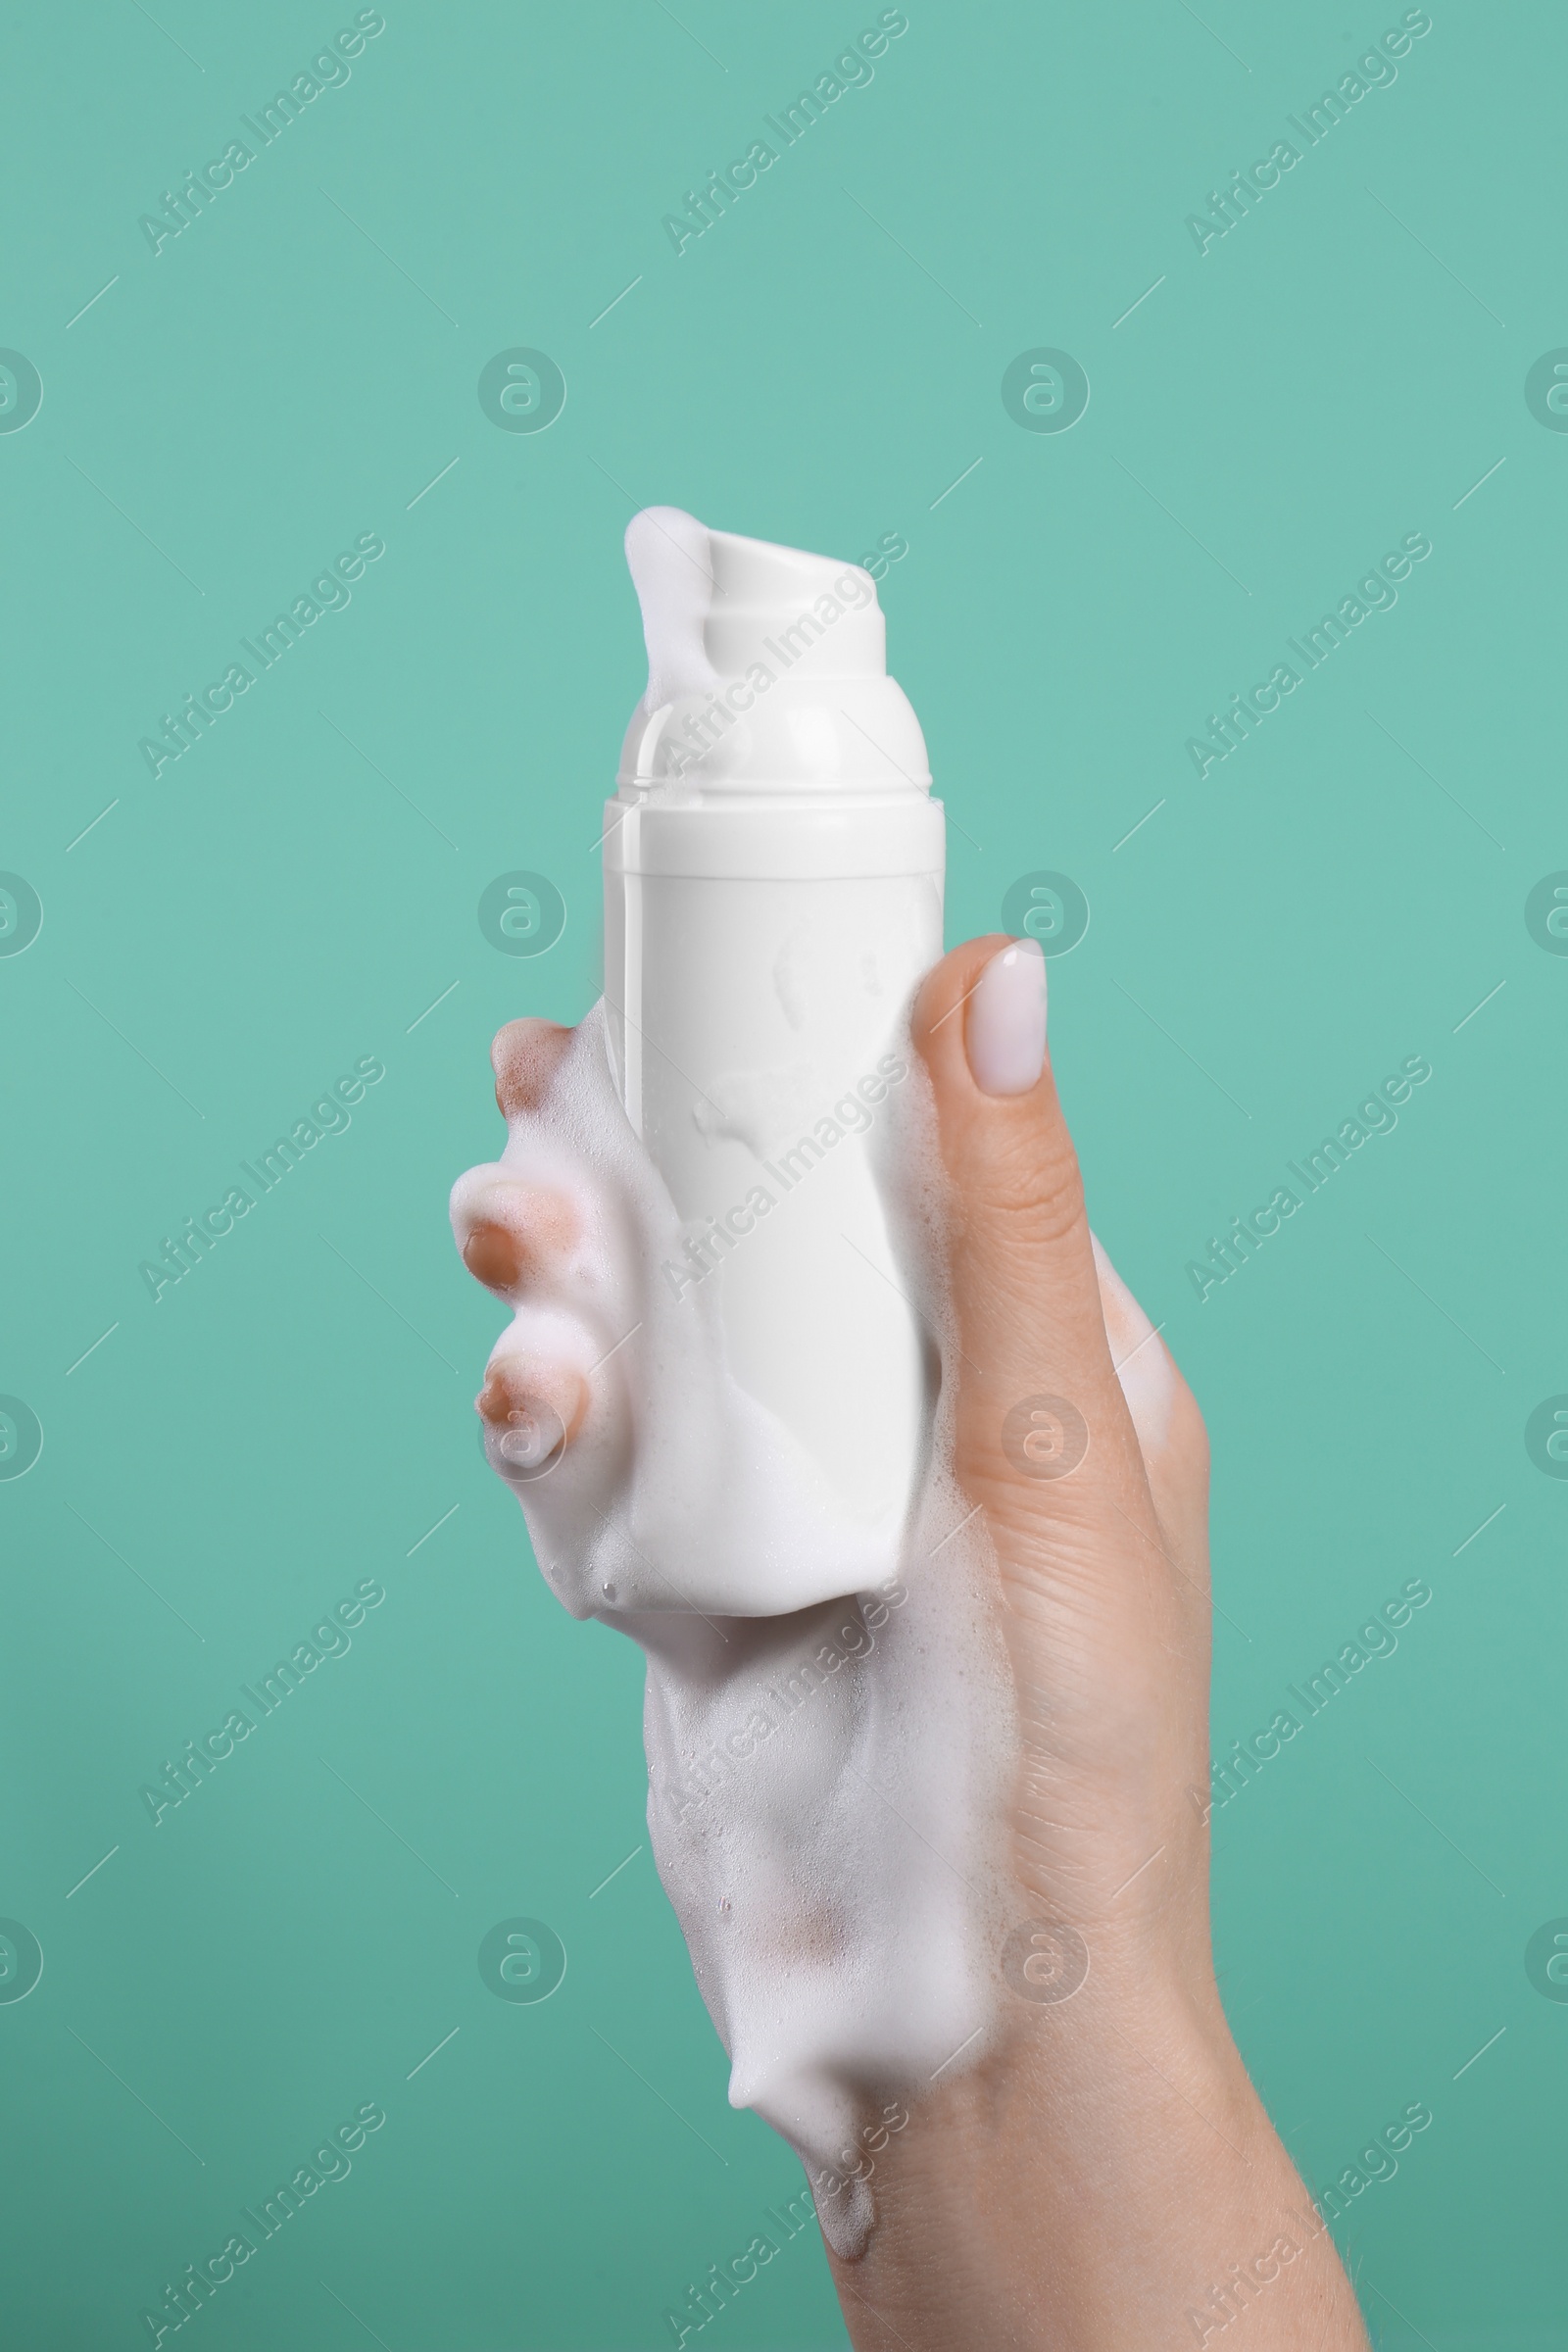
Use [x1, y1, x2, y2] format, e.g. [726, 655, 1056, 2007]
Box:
[2, 2, 1562, 2343]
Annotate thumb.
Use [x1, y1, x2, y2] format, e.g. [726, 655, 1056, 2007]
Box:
[913, 936, 1211, 1935]
[910, 936, 1161, 1573]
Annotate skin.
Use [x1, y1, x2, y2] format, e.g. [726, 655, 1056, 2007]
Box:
[456, 935, 1371, 2352]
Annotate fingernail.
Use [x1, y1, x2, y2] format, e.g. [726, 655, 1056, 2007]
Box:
[965, 939, 1048, 1097]
[464, 1221, 523, 1292]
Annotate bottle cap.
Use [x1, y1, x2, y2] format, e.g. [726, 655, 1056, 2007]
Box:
[616, 508, 930, 801]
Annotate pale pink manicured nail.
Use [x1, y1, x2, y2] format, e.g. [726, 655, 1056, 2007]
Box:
[965, 939, 1047, 1096]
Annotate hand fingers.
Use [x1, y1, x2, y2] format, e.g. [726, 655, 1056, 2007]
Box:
[456, 1020, 608, 1495]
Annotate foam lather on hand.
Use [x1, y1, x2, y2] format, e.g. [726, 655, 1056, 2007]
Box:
[452, 514, 1015, 2255]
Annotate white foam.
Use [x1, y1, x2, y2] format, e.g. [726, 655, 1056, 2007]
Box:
[451, 1008, 1016, 2255]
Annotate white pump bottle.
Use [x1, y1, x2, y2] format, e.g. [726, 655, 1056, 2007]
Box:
[602, 508, 944, 1533]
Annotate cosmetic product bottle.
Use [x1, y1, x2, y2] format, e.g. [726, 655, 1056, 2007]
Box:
[603, 509, 944, 1527]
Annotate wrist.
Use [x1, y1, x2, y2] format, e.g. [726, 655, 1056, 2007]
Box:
[822, 1971, 1305, 2352]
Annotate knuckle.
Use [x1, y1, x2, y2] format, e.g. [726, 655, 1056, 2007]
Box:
[463, 1221, 522, 1293]
[449, 1161, 503, 1237]
[967, 1119, 1088, 1250]
[452, 1177, 578, 1293]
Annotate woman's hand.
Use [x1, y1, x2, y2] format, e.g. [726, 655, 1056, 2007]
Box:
[824, 934, 1369, 2350]
[450, 935, 1370, 2350]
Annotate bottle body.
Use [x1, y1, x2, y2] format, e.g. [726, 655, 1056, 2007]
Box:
[604, 795, 943, 1525]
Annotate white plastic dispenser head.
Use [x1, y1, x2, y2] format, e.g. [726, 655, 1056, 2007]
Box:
[616, 507, 931, 800]
[604, 510, 945, 1541]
